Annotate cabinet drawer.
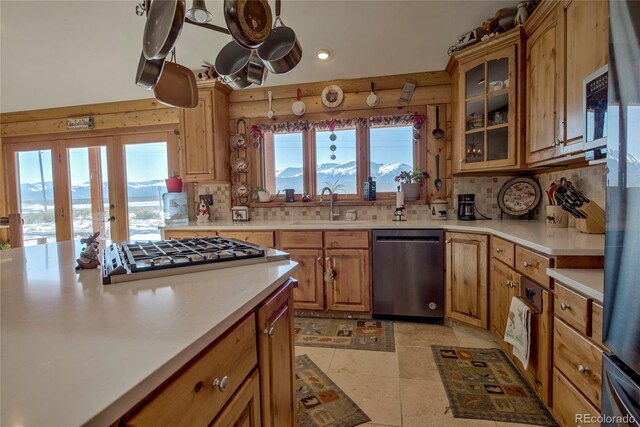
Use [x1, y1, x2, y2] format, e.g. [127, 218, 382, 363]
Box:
[554, 318, 603, 409]
[125, 314, 257, 426]
[591, 302, 604, 348]
[325, 231, 369, 249]
[554, 283, 591, 335]
[164, 230, 218, 239]
[552, 368, 600, 427]
[491, 237, 515, 267]
[515, 246, 552, 287]
[278, 231, 323, 249]
[218, 231, 274, 248]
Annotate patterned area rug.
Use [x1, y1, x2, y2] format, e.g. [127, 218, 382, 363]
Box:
[296, 355, 370, 427]
[432, 346, 557, 426]
[294, 317, 395, 352]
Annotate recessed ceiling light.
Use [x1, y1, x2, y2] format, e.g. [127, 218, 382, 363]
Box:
[317, 48, 332, 61]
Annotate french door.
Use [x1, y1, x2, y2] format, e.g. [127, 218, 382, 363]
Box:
[5, 129, 178, 244]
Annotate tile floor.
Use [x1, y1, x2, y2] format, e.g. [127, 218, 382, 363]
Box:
[295, 320, 541, 427]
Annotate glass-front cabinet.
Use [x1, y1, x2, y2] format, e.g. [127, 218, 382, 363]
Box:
[448, 29, 524, 173]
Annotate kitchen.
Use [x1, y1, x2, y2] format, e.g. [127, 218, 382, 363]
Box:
[0, 0, 638, 426]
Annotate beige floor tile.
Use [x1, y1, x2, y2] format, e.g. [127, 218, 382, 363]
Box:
[452, 325, 501, 349]
[295, 346, 335, 372]
[329, 373, 402, 426]
[397, 347, 441, 381]
[328, 349, 399, 377]
[395, 321, 460, 349]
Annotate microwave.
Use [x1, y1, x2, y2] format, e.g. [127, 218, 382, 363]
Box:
[583, 64, 608, 151]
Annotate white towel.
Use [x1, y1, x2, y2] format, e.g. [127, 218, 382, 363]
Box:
[504, 296, 531, 369]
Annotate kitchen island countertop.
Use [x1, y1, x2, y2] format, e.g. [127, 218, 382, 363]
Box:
[0, 241, 297, 427]
[161, 218, 605, 256]
[546, 268, 605, 302]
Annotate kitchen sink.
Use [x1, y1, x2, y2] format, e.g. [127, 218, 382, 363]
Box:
[288, 220, 368, 226]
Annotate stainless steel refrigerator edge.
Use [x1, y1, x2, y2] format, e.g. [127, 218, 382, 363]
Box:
[372, 229, 444, 320]
[603, 1, 640, 424]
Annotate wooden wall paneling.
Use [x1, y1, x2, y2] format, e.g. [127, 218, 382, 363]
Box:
[229, 85, 451, 119]
[212, 88, 231, 182]
[0, 138, 7, 242]
[444, 103, 453, 206]
[229, 71, 451, 103]
[425, 104, 447, 204]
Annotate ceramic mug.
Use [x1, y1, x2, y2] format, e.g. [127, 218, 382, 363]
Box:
[545, 205, 568, 228]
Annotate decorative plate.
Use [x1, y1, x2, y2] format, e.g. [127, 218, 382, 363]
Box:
[230, 134, 247, 149]
[321, 85, 344, 108]
[497, 177, 541, 216]
[232, 183, 250, 198]
[231, 157, 249, 173]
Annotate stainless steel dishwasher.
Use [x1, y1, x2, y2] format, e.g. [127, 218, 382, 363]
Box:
[372, 229, 444, 321]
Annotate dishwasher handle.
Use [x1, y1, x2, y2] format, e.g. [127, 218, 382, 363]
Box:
[375, 235, 441, 243]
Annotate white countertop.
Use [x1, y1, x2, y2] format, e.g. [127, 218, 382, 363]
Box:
[546, 268, 605, 302]
[0, 241, 297, 427]
[162, 219, 605, 256]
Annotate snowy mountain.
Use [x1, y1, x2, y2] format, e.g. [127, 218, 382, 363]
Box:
[275, 161, 412, 194]
[19, 180, 166, 204]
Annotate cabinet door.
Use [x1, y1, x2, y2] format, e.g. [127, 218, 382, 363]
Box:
[180, 90, 215, 181]
[257, 281, 295, 427]
[289, 249, 324, 310]
[489, 259, 520, 350]
[562, 0, 609, 153]
[526, 5, 564, 164]
[218, 231, 275, 248]
[210, 370, 261, 427]
[445, 233, 488, 328]
[325, 249, 371, 313]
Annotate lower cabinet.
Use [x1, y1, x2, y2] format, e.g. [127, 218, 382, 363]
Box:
[325, 249, 371, 312]
[210, 370, 262, 427]
[257, 281, 296, 427]
[552, 368, 600, 427]
[489, 258, 520, 352]
[445, 232, 489, 329]
[288, 249, 324, 311]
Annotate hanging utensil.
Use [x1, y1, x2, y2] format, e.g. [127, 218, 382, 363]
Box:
[433, 106, 444, 139]
[366, 82, 379, 107]
[135, 51, 165, 89]
[257, 0, 302, 74]
[185, 0, 212, 23]
[153, 50, 198, 108]
[267, 91, 274, 118]
[215, 40, 253, 89]
[223, 0, 272, 49]
[292, 88, 306, 116]
[434, 154, 442, 190]
[143, 0, 186, 60]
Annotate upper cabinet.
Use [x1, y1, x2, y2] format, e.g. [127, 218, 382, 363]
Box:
[525, 0, 609, 165]
[179, 82, 231, 182]
[448, 29, 526, 173]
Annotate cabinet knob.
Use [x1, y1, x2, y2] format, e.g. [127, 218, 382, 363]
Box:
[194, 381, 203, 392]
[317, 256, 322, 263]
[577, 364, 589, 374]
[263, 327, 275, 337]
[212, 376, 229, 392]
[496, 248, 504, 253]
[560, 302, 570, 311]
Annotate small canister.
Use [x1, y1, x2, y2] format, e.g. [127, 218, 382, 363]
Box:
[545, 205, 568, 228]
[430, 199, 448, 220]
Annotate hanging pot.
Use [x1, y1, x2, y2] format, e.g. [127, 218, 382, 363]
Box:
[223, 0, 272, 49]
[153, 51, 198, 108]
[135, 51, 165, 89]
[215, 40, 253, 89]
[247, 52, 268, 86]
[291, 88, 306, 116]
[257, 16, 302, 74]
[143, 0, 186, 60]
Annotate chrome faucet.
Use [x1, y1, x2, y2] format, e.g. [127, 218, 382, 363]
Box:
[320, 187, 340, 221]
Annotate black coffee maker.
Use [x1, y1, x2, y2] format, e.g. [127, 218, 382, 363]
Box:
[457, 194, 477, 221]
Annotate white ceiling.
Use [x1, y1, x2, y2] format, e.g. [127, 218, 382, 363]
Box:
[0, 0, 508, 113]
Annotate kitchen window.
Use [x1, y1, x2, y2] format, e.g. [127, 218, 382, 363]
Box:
[369, 125, 415, 193]
[315, 128, 357, 195]
[264, 132, 305, 194]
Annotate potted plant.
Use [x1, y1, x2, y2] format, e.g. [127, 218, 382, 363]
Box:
[165, 172, 183, 193]
[253, 186, 271, 202]
[323, 179, 346, 201]
[394, 168, 427, 201]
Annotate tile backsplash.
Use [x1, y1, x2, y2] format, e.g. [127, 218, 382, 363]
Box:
[197, 164, 606, 223]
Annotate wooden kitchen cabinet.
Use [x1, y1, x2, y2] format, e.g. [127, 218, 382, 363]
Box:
[210, 370, 261, 427]
[447, 28, 525, 173]
[178, 83, 230, 182]
[489, 258, 520, 351]
[525, 0, 609, 165]
[257, 281, 295, 427]
[325, 249, 371, 312]
[288, 249, 324, 310]
[217, 230, 275, 248]
[445, 232, 488, 328]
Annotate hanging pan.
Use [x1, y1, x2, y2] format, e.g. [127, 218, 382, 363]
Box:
[215, 40, 253, 89]
[135, 51, 165, 89]
[257, 0, 302, 74]
[143, 0, 186, 60]
[223, 0, 272, 49]
[153, 50, 198, 108]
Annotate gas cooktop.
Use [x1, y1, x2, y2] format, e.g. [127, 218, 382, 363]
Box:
[102, 237, 285, 284]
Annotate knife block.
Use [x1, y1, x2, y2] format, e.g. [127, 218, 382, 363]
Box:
[575, 201, 605, 234]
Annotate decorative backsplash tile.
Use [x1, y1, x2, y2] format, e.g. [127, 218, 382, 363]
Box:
[196, 183, 231, 221]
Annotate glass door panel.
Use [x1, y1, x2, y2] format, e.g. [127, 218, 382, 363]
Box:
[16, 150, 55, 245]
[465, 132, 485, 163]
[465, 63, 485, 98]
[67, 146, 110, 241]
[487, 57, 509, 91]
[124, 142, 168, 242]
[487, 128, 509, 161]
